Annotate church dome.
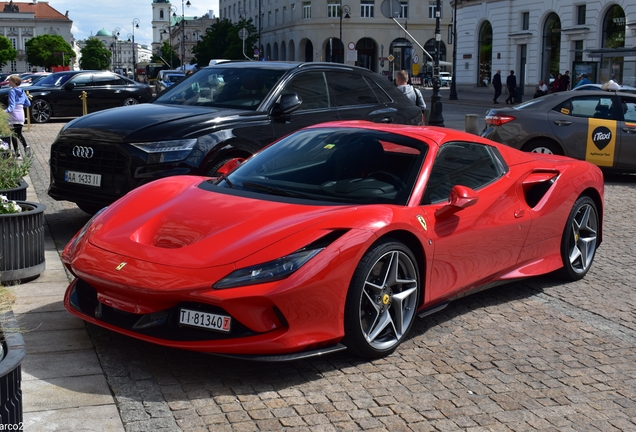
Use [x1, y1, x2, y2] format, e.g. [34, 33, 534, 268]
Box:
[95, 29, 112, 37]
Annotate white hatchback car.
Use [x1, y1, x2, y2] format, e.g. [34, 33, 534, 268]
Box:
[439, 72, 452, 87]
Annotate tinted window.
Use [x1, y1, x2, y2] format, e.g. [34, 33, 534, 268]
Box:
[365, 76, 392, 104]
[553, 96, 615, 119]
[282, 71, 330, 110]
[69, 74, 93, 87]
[621, 97, 636, 122]
[93, 73, 128, 86]
[327, 72, 380, 106]
[422, 142, 505, 204]
[35, 73, 73, 87]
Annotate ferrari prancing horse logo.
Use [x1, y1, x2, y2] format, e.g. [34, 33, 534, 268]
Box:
[115, 262, 127, 271]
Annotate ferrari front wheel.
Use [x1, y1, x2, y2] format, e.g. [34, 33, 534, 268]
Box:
[559, 196, 599, 281]
[343, 240, 420, 358]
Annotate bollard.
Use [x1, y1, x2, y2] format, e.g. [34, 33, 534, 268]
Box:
[465, 114, 480, 135]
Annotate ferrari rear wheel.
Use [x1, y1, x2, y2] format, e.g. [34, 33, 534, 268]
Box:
[559, 196, 599, 281]
[343, 240, 420, 358]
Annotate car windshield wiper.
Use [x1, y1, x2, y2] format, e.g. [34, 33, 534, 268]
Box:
[241, 181, 305, 198]
[208, 174, 234, 188]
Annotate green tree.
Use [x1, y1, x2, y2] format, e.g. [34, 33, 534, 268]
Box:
[25, 34, 74, 69]
[79, 38, 111, 70]
[192, 18, 257, 66]
[151, 40, 181, 68]
[0, 35, 16, 70]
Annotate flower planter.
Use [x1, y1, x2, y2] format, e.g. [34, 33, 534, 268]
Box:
[0, 311, 25, 424]
[0, 201, 46, 283]
[0, 178, 28, 202]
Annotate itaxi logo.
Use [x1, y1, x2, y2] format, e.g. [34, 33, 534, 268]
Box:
[592, 126, 612, 150]
[586, 119, 616, 167]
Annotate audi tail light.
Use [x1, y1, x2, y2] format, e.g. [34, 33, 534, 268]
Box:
[485, 113, 516, 126]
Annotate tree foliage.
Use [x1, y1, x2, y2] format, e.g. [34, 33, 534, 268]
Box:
[0, 35, 16, 70]
[79, 38, 111, 70]
[151, 40, 181, 69]
[25, 34, 74, 69]
[192, 18, 257, 66]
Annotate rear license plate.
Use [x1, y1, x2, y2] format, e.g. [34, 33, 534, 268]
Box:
[65, 170, 101, 187]
[179, 308, 231, 332]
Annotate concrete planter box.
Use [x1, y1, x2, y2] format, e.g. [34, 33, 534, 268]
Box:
[0, 201, 46, 283]
[0, 178, 28, 202]
[0, 311, 25, 424]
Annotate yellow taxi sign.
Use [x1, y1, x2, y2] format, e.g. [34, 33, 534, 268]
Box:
[585, 118, 616, 167]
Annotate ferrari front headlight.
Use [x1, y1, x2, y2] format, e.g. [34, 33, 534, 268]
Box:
[213, 248, 323, 289]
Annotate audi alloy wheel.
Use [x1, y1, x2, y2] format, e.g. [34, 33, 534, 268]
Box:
[31, 99, 52, 123]
[122, 98, 139, 106]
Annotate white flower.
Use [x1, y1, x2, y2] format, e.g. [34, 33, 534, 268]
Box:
[0, 195, 22, 214]
[0, 141, 8, 152]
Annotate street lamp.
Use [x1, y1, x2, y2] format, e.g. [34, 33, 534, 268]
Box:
[112, 27, 120, 71]
[449, 1, 458, 100]
[177, 0, 192, 69]
[428, 0, 445, 126]
[161, 25, 173, 68]
[339, 5, 351, 64]
[131, 18, 139, 81]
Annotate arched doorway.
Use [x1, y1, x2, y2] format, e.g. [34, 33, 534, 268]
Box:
[325, 38, 345, 63]
[390, 38, 414, 78]
[601, 5, 625, 83]
[356, 38, 377, 72]
[288, 40, 296, 61]
[266, 44, 272, 60]
[273, 42, 279, 61]
[281, 41, 287, 61]
[477, 22, 492, 86]
[542, 13, 561, 84]
[303, 39, 314, 62]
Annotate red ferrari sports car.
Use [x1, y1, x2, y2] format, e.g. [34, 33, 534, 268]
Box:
[62, 121, 604, 360]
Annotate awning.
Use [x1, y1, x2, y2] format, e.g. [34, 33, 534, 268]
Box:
[585, 47, 636, 58]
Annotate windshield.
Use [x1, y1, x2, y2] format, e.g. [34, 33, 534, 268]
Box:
[33, 73, 73, 87]
[166, 74, 184, 83]
[215, 127, 426, 205]
[154, 67, 285, 110]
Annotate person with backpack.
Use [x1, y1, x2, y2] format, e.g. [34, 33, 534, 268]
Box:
[395, 70, 426, 110]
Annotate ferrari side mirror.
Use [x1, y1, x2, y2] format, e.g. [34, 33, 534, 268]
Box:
[434, 185, 479, 218]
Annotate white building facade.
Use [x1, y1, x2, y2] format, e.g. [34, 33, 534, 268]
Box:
[455, 0, 636, 94]
[0, 0, 73, 72]
[218, 0, 453, 78]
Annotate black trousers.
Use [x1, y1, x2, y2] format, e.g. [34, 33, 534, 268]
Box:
[493, 86, 502, 101]
[10, 124, 28, 153]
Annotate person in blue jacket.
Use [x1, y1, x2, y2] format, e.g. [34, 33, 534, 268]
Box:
[5, 75, 31, 158]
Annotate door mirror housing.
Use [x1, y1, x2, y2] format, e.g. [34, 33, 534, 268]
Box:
[271, 93, 302, 117]
[434, 185, 479, 218]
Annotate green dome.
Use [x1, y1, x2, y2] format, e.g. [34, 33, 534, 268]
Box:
[95, 29, 112, 37]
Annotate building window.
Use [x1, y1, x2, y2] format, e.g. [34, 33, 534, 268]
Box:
[577, 5, 586, 25]
[303, 2, 311, 19]
[9, 37, 16, 49]
[292, 3, 296, 20]
[160, 10, 164, 19]
[574, 40, 583, 61]
[283, 6, 287, 22]
[522, 12, 529, 30]
[10, 60, 16, 71]
[275, 8, 279, 25]
[400, 2, 408, 19]
[327, 1, 339, 18]
[361, 1, 374, 18]
[428, 2, 441, 19]
[268, 10, 272, 26]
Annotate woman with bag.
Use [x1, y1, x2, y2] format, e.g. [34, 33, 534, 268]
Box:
[5, 75, 31, 159]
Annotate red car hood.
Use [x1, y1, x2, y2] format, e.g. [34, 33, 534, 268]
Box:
[89, 177, 356, 269]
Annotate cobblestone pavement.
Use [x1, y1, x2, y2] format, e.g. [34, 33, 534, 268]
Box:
[23, 119, 636, 431]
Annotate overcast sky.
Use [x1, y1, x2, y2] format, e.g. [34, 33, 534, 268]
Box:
[46, 0, 219, 47]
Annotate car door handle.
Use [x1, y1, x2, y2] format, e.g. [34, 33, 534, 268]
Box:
[514, 209, 525, 218]
[622, 127, 636, 133]
[379, 117, 393, 123]
[553, 120, 571, 126]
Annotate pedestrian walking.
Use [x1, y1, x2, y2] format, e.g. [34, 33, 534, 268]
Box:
[505, 70, 517, 104]
[4, 74, 31, 159]
[562, 70, 571, 90]
[492, 70, 502, 103]
[395, 70, 426, 110]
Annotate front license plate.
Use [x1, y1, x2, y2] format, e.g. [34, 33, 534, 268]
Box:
[65, 170, 101, 187]
[179, 308, 231, 332]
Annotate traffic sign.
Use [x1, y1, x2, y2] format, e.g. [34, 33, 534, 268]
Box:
[388, 54, 394, 62]
[238, 28, 248, 40]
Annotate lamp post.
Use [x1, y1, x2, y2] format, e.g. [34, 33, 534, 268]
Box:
[131, 18, 139, 81]
[449, 1, 458, 100]
[339, 5, 351, 64]
[428, 0, 445, 126]
[112, 27, 120, 72]
[160, 25, 172, 68]
[180, 0, 191, 69]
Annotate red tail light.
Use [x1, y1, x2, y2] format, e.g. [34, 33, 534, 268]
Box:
[485, 114, 516, 126]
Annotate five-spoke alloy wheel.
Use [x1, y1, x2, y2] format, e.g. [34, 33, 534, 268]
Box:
[344, 240, 420, 358]
[559, 196, 599, 280]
